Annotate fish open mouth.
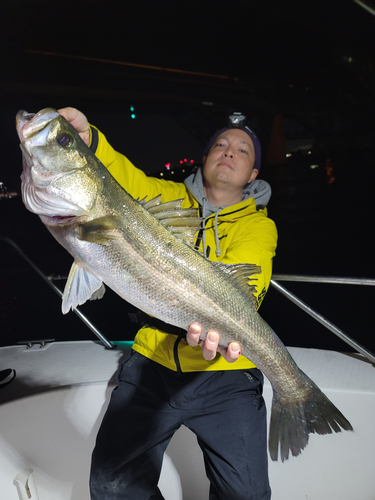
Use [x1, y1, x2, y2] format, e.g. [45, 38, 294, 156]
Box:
[17, 108, 95, 223]
[16, 108, 59, 141]
[17, 111, 36, 131]
[16, 111, 35, 136]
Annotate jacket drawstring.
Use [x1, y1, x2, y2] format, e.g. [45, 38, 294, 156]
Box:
[202, 197, 207, 257]
[214, 208, 223, 257]
[201, 198, 223, 258]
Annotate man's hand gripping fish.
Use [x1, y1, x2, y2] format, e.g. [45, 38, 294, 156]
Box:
[16, 108, 353, 461]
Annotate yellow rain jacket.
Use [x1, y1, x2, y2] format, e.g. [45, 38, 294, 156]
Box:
[90, 126, 278, 372]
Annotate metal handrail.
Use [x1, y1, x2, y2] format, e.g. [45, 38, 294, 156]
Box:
[2, 235, 374, 362]
[272, 274, 375, 286]
[271, 276, 375, 364]
[0, 236, 115, 350]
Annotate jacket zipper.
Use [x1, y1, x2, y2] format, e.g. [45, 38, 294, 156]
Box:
[173, 332, 183, 375]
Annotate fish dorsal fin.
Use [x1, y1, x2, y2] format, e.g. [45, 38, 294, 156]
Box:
[79, 196, 203, 248]
[212, 262, 261, 309]
[141, 195, 203, 246]
[140, 193, 162, 210]
[62, 261, 106, 314]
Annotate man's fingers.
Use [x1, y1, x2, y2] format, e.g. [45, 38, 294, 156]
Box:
[201, 330, 220, 361]
[217, 342, 241, 363]
[186, 324, 242, 363]
[58, 107, 79, 123]
[186, 322, 202, 346]
[58, 107, 90, 145]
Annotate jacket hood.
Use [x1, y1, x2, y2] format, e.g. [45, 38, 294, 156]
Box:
[184, 168, 272, 218]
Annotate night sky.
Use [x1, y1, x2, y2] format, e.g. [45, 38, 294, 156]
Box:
[2, 1, 375, 171]
[2, 1, 374, 80]
[1, 0, 375, 355]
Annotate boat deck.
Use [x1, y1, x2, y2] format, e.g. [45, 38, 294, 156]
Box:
[1, 341, 374, 499]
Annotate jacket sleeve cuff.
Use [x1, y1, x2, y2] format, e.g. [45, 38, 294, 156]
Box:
[88, 125, 99, 154]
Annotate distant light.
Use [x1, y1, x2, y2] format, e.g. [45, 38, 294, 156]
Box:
[131, 114, 136, 119]
[182, 169, 185, 173]
[184, 159, 187, 162]
[202, 101, 214, 106]
[180, 160, 183, 164]
[130, 106, 135, 111]
[160, 172, 164, 176]
[190, 159, 194, 163]
[286, 153, 292, 157]
[310, 164, 319, 169]
[308, 151, 312, 154]
[165, 163, 171, 169]
[171, 171, 174, 175]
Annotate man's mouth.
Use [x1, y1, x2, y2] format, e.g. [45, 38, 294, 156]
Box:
[217, 161, 234, 170]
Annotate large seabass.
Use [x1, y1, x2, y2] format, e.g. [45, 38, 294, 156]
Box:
[16, 108, 353, 461]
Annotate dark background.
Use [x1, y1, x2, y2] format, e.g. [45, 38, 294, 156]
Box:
[1, 0, 374, 355]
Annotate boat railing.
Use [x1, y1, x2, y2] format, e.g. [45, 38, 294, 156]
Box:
[0, 236, 115, 350]
[271, 275, 375, 364]
[1, 236, 375, 363]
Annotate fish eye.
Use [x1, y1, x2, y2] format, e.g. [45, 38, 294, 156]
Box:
[57, 133, 74, 147]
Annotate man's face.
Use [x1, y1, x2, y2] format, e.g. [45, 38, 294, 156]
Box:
[203, 129, 258, 192]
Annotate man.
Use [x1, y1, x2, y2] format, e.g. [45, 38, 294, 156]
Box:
[59, 107, 277, 500]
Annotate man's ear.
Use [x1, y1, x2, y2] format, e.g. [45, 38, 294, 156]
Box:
[247, 168, 259, 184]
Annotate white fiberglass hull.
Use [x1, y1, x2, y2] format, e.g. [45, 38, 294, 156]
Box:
[1, 341, 374, 500]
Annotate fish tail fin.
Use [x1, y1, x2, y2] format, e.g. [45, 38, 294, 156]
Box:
[268, 377, 353, 462]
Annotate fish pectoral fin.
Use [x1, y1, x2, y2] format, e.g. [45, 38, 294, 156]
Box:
[212, 262, 261, 309]
[62, 261, 106, 314]
[79, 216, 123, 246]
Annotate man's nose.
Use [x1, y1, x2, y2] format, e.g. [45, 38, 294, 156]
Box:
[223, 150, 234, 158]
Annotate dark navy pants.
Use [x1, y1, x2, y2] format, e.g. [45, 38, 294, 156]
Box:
[90, 350, 271, 500]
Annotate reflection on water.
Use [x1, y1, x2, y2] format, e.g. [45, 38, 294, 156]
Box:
[1, 153, 374, 354]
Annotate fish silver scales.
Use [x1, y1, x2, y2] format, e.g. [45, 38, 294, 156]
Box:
[16, 108, 353, 461]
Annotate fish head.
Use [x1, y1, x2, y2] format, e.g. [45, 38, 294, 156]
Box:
[16, 108, 102, 223]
